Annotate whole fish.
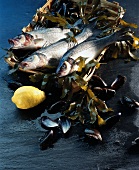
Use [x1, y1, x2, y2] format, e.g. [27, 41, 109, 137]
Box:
[56, 28, 132, 77]
[8, 18, 85, 51]
[8, 28, 71, 50]
[19, 20, 100, 70]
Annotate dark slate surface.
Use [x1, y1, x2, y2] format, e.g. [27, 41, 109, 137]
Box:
[0, 0, 139, 170]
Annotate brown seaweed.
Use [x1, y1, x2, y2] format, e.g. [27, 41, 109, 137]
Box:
[88, 75, 107, 89]
[48, 100, 68, 114]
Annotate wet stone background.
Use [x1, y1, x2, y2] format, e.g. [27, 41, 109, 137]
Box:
[0, 0, 139, 169]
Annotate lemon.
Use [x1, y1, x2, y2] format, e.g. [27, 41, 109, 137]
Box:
[11, 86, 46, 109]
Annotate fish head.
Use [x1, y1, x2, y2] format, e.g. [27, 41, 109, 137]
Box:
[8, 33, 34, 49]
[19, 53, 46, 70]
[56, 58, 79, 77]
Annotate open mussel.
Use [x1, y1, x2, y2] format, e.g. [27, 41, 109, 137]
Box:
[120, 96, 139, 108]
[110, 75, 126, 90]
[58, 116, 71, 134]
[84, 128, 102, 141]
[93, 87, 116, 100]
[41, 116, 59, 130]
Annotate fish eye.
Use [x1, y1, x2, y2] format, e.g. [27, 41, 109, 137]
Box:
[25, 33, 32, 41]
[32, 55, 40, 63]
[18, 35, 25, 43]
[61, 63, 67, 70]
[19, 35, 24, 39]
[27, 56, 34, 62]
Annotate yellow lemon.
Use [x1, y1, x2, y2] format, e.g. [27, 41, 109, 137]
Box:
[11, 86, 46, 109]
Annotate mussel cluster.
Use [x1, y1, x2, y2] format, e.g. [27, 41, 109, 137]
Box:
[39, 116, 71, 150]
[37, 74, 136, 150]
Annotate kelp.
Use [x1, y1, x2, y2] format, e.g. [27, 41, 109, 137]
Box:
[22, 0, 125, 31]
[42, 12, 73, 29]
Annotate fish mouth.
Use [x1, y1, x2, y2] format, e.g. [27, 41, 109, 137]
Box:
[8, 39, 20, 48]
[56, 67, 66, 77]
[57, 71, 64, 77]
[19, 61, 37, 70]
[19, 62, 30, 69]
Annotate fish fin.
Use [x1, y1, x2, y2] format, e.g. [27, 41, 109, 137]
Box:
[34, 25, 46, 30]
[42, 41, 50, 48]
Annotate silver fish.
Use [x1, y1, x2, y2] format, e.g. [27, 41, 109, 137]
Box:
[56, 28, 132, 77]
[8, 28, 71, 50]
[19, 20, 100, 70]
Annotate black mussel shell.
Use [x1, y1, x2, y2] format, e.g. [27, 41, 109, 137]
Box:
[58, 116, 71, 134]
[120, 96, 139, 108]
[41, 116, 59, 130]
[84, 128, 102, 141]
[110, 75, 126, 90]
[128, 137, 139, 154]
[104, 112, 121, 128]
[132, 99, 139, 107]
[40, 130, 54, 150]
[8, 81, 23, 91]
[128, 144, 139, 154]
[48, 100, 67, 114]
[132, 137, 139, 145]
[93, 87, 116, 100]
[88, 75, 107, 89]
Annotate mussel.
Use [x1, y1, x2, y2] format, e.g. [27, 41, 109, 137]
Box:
[58, 116, 71, 134]
[132, 137, 139, 145]
[41, 116, 59, 130]
[128, 137, 139, 154]
[84, 128, 102, 141]
[104, 112, 121, 128]
[40, 130, 54, 150]
[8, 81, 23, 91]
[120, 96, 139, 108]
[110, 75, 126, 90]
